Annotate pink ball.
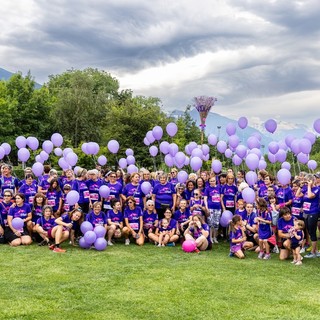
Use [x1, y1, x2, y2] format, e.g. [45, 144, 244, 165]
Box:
[182, 239, 197, 253]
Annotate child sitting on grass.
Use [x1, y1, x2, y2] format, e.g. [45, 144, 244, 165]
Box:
[229, 214, 246, 259]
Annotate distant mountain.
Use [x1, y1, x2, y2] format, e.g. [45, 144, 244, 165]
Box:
[170, 108, 310, 151]
[0, 67, 42, 88]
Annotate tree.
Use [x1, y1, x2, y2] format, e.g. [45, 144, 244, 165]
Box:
[48, 68, 119, 147]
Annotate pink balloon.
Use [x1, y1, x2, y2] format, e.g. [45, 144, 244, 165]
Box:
[242, 187, 255, 203]
[277, 169, 291, 185]
[166, 122, 178, 137]
[265, 119, 277, 133]
[226, 123, 236, 136]
[211, 160, 222, 173]
[238, 117, 248, 129]
[182, 239, 197, 253]
[313, 118, 320, 134]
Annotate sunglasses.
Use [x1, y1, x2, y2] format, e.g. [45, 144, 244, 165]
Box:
[4, 195, 11, 197]
[110, 175, 116, 178]
[194, 193, 199, 196]
[128, 201, 134, 204]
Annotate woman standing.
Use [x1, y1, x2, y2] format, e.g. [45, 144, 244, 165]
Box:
[221, 173, 237, 214]
[47, 178, 63, 218]
[72, 168, 90, 214]
[122, 173, 144, 210]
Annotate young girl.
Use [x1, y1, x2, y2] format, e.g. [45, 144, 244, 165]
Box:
[190, 189, 206, 217]
[235, 199, 246, 220]
[256, 197, 272, 260]
[35, 205, 55, 246]
[290, 219, 305, 265]
[173, 199, 191, 239]
[229, 214, 246, 259]
[157, 218, 170, 247]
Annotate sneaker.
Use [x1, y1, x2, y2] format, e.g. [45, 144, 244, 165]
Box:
[125, 239, 130, 246]
[194, 248, 200, 253]
[213, 237, 219, 244]
[49, 244, 55, 250]
[38, 239, 49, 246]
[263, 253, 271, 260]
[316, 251, 320, 257]
[306, 246, 312, 252]
[107, 241, 114, 246]
[166, 242, 175, 247]
[258, 252, 264, 259]
[229, 252, 235, 257]
[295, 261, 302, 266]
[53, 247, 66, 253]
[272, 246, 279, 254]
[157, 244, 161, 247]
[304, 252, 317, 258]
[290, 260, 297, 264]
[300, 247, 305, 254]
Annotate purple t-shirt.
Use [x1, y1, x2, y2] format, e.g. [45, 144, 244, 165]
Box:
[153, 182, 176, 209]
[276, 187, 293, 205]
[107, 210, 124, 224]
[46, 189, 62, 211]
[86, 211, 107, 227]
[32, 205, 44, 223]
[36, 217, 55, 231]
[174, 208, 191, 224]
[122, 183, 144, 208]
[205, 185, 222, 210]
[72, 180, 90, 204]
[87, 179, 102, 203]
[221, 184, 237, 209]
[190, 198, 205, 216]
[190, 223, 210, 243]
[0, 176, 19, 196]
[257, 210, 272, 239]
[8, 203, 31, 219]
[302, 187, 319, 214]
[291, 195, 304, 219]
[158, 218, 177, 232]
[0, 201, 12, 226]
[19, 184, 38, 205]
[102, 181, 123, 210]
[277, 216, 295, 237]
[230, 227, 243, 247]
[124, 206, 143, 230]
[143, 211, 158, 230]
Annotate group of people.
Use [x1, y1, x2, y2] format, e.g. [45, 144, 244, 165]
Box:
[0, 162, 319, 263]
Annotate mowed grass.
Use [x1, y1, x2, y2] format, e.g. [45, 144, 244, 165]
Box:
[1, 240, 320, 320]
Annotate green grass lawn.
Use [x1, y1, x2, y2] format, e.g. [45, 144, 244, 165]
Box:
[1, 241, 320, 320]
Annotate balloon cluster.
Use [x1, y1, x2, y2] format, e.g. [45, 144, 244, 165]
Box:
[79, 222, 107, 251]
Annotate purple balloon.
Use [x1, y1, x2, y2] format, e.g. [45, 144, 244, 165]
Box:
[97, 155, 107, 166]
[81, 143, 88, 154]
[217, 141, 227, 154]
[252, 132, 262, 141]
[268, 152, 276, 164]
[175, 152, 186, 166]
[35, 155, 44, 164]
[242, 188, 255, 203]
[249, 148, 261, 159]
[235, 145, 247, 159]
[224, 149, 233, 158]
[281, 162, 291, 170]
[177, 170, 188, 183]
[258, 160, 267, 170]
[127, 164, 138, 174]
[58, 157, 69, 170]
[303, 132, 316, 145]
[232, 154, 242, 166]
[159, 141, 170, 154]
[86, 142, 99, 155]
[265, 119, 277, 133]
[63, 147, 73, 157]
[275, 149, 287, 163]
[54, 147, 63, 156]
[277, 169, 291, 185]
[290, 139, 300, 155]
[27, 137, 39, 151]
[42, 140, 54, 154]
[32, 162, 44, 177]
[146, 131, 155, 144]
[149, 146, 158, 157]
[15, 136, 27, 149]
[65, 152, 78, 166]
[226, 123, 236, 136]
[107, 140, 120, 154]
[247, 136, 260, 149]
[211, 160, 222, 173]
[184, 156, 190, 166]
[51, 133, 63, 147]
[12, 217, 24, 230]
[81, 221, 93, 234]
[285, 135, 296, 148]
[166, 122, 178, 137]
[190, 156, 202, 171]
[238, 117, 248, 129]
[268, 141, 279, 155]
[118, 158, 127, 169]
[201, 144, 210, 156]
[94, 237, 107, 251]
[313, 118, 320, 134]
[40, 151, 49, 161]
[66, 190, 80, 205]
[169, 143, 179, 157]
[99, 185, 110, 198]
[297, 152, 309, 164]
[84, 230, 97, 245]
[143, 137, 150, 146]
[0, 147, 5, 160]
[228, 135, 240, 148]
[188, 142, 198, 153]
[126, 155, 135, 165]
[152, 126, 163, 141]
[164, 154, 174, 167]
[79, 237, 91, 249]
[184, 144, 191, 155]
[220, 210, 233, 227]
[18, 148, 30, 162]
[141, 181, 152, 194]
[94, 225, 107, 238]
[307, 160, 317, 171]
[202, 154, 210, 162]
[299, 139, 312, 154]
[125, 149, 134, 156]
[278, 140, 288, 151]
[191, 148, 203, 158]
[245, 171, 257, 185]
[245, 153, 259, 170]
[1, 143, 11, 155]
[208, 134, 217, 146]
[74, 166, 81, 175]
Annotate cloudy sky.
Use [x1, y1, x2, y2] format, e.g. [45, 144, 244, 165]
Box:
[1, 0, 320, 129]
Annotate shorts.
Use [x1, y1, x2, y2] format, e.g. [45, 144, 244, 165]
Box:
[230, 243, 243, 253]
[4, 226, 29, 243]
[291, 242, 301, 250]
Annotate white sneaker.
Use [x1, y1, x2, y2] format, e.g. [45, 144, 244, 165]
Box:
[157, 244, 161, 247]
[300, 247, 305, 253]
[107, 241, 114, 246]
[272, 246, 279, 254]
[125, 239, 130, 245]
[213, 238, 219, 244]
